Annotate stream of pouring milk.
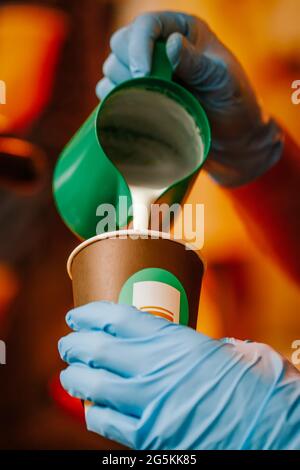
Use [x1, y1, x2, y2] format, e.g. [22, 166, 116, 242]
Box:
[99, 88, 204, 231]
[129, 186, 163, 231]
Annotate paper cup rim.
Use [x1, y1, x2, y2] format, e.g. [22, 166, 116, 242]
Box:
[67, 229, 205, 279]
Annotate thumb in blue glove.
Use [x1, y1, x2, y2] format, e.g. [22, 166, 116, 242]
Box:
[58, 301, 300, 450]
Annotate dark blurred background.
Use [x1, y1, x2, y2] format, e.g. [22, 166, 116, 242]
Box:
[0, 0, 299, 449]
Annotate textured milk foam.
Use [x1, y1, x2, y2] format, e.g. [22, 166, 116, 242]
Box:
[99, 88, 204, 230]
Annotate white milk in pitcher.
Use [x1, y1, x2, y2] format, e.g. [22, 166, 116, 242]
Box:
[99, 88, 204, 230]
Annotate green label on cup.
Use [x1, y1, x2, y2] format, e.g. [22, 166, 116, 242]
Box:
[118, 267, 189, 325]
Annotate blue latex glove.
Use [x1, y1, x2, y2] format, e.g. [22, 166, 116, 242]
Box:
[59, 302, 300, 450]
[96, 12, 283, 187]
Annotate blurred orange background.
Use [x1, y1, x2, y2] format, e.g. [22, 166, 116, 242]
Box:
[0, 0, 299, 449]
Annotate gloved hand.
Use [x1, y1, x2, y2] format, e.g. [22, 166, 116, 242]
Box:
[96, 12, 283, 187]
[59, 301, 300, 450]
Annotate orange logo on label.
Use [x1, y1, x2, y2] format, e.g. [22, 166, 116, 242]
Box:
[132, 281, 180, 323]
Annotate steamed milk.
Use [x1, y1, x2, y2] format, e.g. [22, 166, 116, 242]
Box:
[99, 88, 204, 230]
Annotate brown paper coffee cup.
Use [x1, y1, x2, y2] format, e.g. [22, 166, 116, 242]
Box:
[67, 230, 205, 329]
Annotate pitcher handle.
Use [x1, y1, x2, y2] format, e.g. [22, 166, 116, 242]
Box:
[150, 40, 173, 81]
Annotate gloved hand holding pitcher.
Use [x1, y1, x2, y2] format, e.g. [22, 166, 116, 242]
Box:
[54, 11, 300, 450]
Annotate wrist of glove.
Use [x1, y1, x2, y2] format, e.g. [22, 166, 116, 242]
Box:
[58, 302, 300, 450]
[206, 116, 284, 187]
[96, 12, 284, 188]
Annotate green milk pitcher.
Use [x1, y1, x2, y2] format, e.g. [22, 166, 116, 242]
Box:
[53, 41, 211, 240]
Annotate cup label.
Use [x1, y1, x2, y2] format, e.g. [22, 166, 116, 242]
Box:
[118, 268, 189, 325]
